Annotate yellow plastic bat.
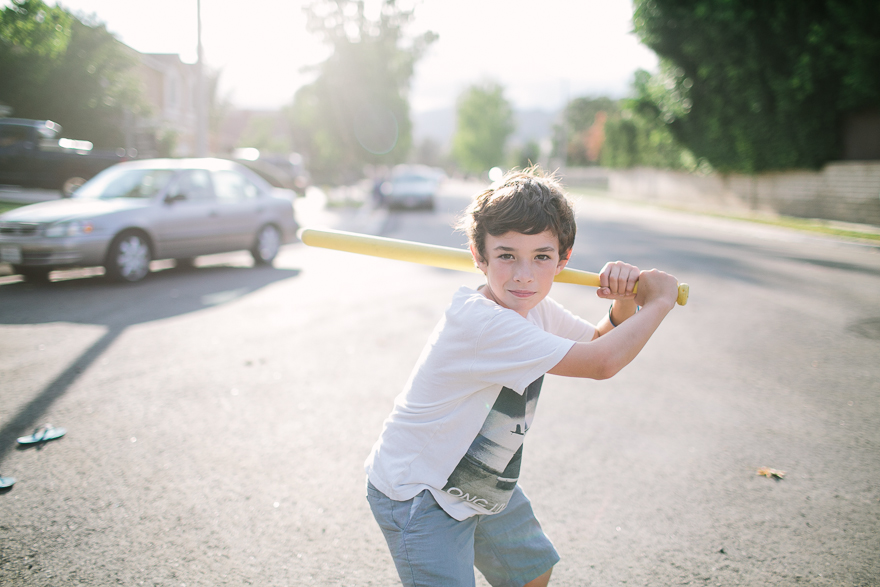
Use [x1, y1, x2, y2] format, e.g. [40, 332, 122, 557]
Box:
[299, 228, 689, 306]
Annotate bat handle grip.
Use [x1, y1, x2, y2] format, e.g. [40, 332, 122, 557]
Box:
[675, 283, 689, 306]
[631, 282, 690, 306]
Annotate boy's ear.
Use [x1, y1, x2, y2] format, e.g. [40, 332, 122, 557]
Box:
[469, 244, 487, 273]
[555, 251, 571, 275]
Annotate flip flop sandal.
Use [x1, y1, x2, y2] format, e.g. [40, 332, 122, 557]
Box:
[0, 476, 15, 489]
[17, 424, 66, 445]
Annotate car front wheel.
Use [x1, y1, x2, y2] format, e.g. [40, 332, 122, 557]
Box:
[251, 224, 281, 265]
[106, 231, 152, 282]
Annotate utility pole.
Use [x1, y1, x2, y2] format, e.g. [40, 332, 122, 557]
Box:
[195, 0, 208, 156]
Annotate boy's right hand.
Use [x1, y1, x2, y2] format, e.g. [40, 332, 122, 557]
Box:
[634, 269, 679, 310]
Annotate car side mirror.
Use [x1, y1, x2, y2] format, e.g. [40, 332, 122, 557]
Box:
[165, 193, 187, 204]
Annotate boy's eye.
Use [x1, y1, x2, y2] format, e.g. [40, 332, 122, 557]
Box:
[536, 254, 551, 261]
[498, 253, 514, 260]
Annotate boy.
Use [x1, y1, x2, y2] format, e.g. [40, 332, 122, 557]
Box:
[364, 167, 679, 586]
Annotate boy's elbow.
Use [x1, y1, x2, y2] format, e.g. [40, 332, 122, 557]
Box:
[555, 343, 626, 380]
[595, 366, 621, 381]
[592, 356, 622, 380]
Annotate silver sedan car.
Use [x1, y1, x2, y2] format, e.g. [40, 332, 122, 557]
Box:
[0, 158, 299, 283]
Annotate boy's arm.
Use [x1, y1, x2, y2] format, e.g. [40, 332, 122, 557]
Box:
[548, 268, 679, 380]
[593, 297, 639, 338]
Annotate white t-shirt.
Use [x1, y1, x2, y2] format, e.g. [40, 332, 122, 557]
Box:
[365, 286, 596, 520]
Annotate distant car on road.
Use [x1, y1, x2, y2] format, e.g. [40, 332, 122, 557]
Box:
[380, 165, 443, 210]
[0, 158, 299, 283]
[0, 118, 129, 195]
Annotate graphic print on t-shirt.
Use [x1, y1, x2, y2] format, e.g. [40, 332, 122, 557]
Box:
[442, 376, 544, 513]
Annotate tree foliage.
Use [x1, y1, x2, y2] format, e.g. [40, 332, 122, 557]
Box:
[510, 139, 540, 171]
[288, 0, 436, 183]
[452, 81, 515, 174]
[601, 70, 708, 171]
[561, 96, 618, 166]
[0, 0, 142, 148]
[631, 0, 880, 172]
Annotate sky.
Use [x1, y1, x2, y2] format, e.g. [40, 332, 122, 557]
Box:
[9, 0, 659, 113]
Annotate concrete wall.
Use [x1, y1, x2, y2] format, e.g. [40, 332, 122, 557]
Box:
[562, 163, 880, 227]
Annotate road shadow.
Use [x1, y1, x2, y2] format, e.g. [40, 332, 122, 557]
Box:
[789, 257, 880, 277]
[0, 261, 300, 464]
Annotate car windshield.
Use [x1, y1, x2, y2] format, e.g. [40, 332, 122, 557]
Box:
[76, 167, 176, 199]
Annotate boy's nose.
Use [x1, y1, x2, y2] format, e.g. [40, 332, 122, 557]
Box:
[513, 261, 534, 282]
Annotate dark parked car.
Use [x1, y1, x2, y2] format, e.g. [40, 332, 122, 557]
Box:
[0, 158, 299, 283]
[0, 118, 128, 195]
[231, 148, 310, 196]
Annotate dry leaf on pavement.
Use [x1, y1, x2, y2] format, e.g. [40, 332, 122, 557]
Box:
[757, 467, 786, 479]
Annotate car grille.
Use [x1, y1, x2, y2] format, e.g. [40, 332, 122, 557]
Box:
[0, 222, 42, 236]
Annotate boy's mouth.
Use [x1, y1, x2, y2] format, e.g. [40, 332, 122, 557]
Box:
[508, 289, 535, 298]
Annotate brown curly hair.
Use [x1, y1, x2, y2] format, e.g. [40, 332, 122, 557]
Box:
[457, 166, 576, 263]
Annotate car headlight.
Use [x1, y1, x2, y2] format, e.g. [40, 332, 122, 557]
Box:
[44, 220, 95, 238]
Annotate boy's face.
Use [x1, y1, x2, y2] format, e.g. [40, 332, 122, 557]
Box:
[471, 230, 569, 317]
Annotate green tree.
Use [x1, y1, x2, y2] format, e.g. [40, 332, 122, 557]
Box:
[0, 0, 142, 148]
[560, 96, 618, 166]
[288, 0, 436, 183]
[452, 81, 515, 174]
[631, 0, 880, 172]
[601, 69, 707, 171]
[601, 109, 703, 171]
[0, 0, 71, 117]
[510, 139, 540, 170]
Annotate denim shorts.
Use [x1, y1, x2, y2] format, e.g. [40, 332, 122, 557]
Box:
[366, 480, 559, 587]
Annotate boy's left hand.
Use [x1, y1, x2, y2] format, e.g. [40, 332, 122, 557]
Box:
[596, 261, 639, 300]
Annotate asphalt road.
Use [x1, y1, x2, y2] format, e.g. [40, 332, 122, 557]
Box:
[1, 181, 879, 586]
